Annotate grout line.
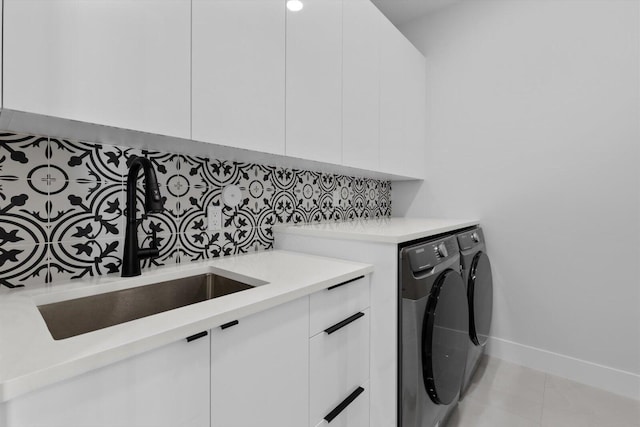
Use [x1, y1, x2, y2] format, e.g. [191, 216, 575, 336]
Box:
[540, 373, 548, 426]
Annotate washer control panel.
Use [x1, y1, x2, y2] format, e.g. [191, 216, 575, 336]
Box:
[457, 227, 484, 250]
[407, 236, 459, 274]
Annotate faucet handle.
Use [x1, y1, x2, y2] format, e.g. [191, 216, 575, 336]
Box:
[150, 229, 158, 249]
[138, 230, 160, 261]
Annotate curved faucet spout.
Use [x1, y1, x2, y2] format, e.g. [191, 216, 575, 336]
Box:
[122, 156, 164, 277]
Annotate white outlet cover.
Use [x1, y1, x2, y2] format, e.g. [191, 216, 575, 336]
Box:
[207, 205, 222, 231]
[222, 185, 242, 207]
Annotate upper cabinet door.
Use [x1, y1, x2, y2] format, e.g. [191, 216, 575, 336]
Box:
[192, 0, 286, 155]
[342, 0, 380, 171]
[3, 0, 191, 139]
[379, 18, 426, 178]
[286, 0, 343, 164]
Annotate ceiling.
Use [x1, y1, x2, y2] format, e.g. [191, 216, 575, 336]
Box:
[371, 0, 461, 26]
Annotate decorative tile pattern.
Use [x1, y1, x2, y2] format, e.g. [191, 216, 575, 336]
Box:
[0, 244, 48, 288]
[49, 239, 123, 282]
[48, 180, 124, 243]
[0, 131, 392, 288]
[49, 137, 126, 182]
[0, 132, 49, 181]
[0, 179, 49, 246]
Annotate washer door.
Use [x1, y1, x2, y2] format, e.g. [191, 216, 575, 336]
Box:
[422, 269, 469, 405]
[469, 252, 493, 346]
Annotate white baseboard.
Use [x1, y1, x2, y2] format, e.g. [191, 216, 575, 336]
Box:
[485, 336, 640, 400]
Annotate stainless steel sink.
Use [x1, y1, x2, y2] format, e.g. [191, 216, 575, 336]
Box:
[38, 274, 255, 340]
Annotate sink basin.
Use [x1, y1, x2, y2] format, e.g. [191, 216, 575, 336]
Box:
[38, 274, 255, 340]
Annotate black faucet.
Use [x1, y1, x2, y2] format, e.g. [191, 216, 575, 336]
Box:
[122, 156, 164, 277]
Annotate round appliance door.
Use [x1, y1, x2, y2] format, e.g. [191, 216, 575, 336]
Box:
[468, 252, 493, 346]
[422, 269, 469, 405]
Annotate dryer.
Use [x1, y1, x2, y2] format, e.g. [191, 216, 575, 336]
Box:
[457, 227, 493, 396]
[399, 235, 469, 427]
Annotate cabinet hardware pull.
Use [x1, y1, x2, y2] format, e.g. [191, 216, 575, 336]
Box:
[220, 320, 239, 330]
[324, 312, 365, 335]
[327, 275, 364, 291]
[186, 331, 208, 342]
[324, 386, 365, 423]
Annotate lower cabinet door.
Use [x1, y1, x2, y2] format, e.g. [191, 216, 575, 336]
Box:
[210, 297, 310, 427]
[314, 381, 370, 427]
[0, 336, 210, 427]
[310, 308, 370, 426]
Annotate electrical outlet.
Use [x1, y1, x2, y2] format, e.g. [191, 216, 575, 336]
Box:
[207, 205, 222, 231]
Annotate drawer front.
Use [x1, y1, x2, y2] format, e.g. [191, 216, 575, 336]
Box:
[313, 381, 370, 427]
[310, 308, 370, 426]
[310, 276, 370, 337]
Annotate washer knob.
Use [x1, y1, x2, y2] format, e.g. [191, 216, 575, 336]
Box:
[471, 232, 480, 243]
[437, 242, 448, 258]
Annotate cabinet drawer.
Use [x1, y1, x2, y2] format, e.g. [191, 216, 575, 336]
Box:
[310, 276, 370, 337]
[313, 381, 370, 427]
[310, 308, 370, 426]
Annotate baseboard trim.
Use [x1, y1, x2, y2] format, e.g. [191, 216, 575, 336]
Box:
[485, 336, 640, 400]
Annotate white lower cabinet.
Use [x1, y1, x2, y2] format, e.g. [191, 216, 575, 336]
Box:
[313, 382, 370, 427]
[210, 297, 310, 427]
[0, 336, 210, 427]
[310, 276, 370, 337]
[310, 309, 370, 426]
[0, 276, 372, 427]
[309, 277, 371, 427]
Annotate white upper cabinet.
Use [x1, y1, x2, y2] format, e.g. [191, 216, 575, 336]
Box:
[2, 0, 425, 178]
[1, 3, 3, 109]
[342, 0, 381, 171]
[379, 17, 426, 178]
[3, 0, 191, 139]
[192, 0, 286, 155]
[286, 0, 343, 164]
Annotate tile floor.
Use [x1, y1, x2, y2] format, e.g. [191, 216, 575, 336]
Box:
[447, 356, 640, 427]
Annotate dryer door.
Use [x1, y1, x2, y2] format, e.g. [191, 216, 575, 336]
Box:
[422, 269, 469, 405]
[468, 252, 493, 346]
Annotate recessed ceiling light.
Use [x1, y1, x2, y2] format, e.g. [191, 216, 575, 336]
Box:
[287, 0, 304, 12]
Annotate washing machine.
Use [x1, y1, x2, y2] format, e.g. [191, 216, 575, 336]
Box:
[457, 227, 493, 396]
[399, 235, 469, 427]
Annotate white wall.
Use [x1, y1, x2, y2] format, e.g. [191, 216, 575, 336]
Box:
[395, 0, 640, 398]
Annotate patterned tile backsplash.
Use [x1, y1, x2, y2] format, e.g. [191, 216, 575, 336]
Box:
[0, 132, 391, 288]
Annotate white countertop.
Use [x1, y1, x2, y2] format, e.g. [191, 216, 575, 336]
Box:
[273, 217, 480, 244]
[0, 250, 372, 403]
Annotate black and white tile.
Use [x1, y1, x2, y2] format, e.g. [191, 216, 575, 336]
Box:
[0, 243, 48, 288]
[0, 131, 392, 288]
[0, 133, 50, 180]
[49, 239, 123, 282]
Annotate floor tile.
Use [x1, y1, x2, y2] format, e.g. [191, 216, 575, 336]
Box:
[463, 382, 543, 423]
[466, 356, 546, 404]
[542, 374, 640, 427]
[459, 356, 640, 427]
[447, 397, 540, 427]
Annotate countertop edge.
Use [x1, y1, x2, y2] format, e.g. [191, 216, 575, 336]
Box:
[0, 255, 373, 403]
[273, 219, 481, 243]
